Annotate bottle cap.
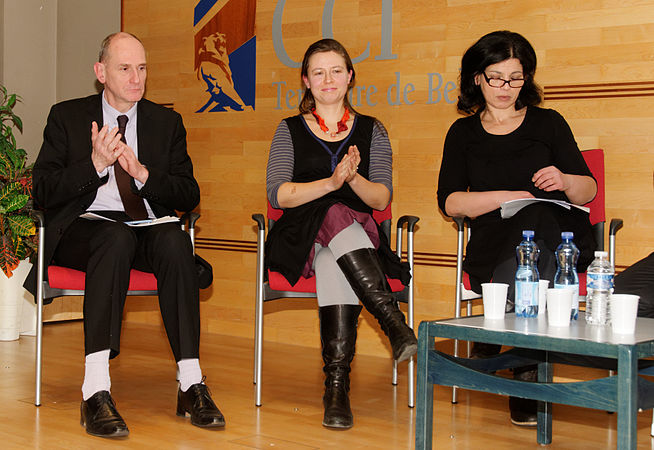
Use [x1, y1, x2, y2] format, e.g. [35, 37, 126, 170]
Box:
[594, 251, 608, 258]
[561, 231, 574, 240]
[522, 230, 535, 238]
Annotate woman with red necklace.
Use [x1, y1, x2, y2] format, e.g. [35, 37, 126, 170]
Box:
[265, 38, 416, 429]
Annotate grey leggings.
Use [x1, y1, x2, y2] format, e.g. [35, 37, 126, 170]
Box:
[313, 221, 374, 307]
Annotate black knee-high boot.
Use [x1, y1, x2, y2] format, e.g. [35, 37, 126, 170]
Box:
[320, 304, 362, 429]
[336, 248, 417, 362]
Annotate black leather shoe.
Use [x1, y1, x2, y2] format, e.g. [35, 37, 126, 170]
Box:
[177, 383, 225, 428]
[80, 391, 129, 438]
[323, 381, 353, 429]
[509, 396, 537, 427]
[469, 342, 502, 359]
[509, 366, 538, 427]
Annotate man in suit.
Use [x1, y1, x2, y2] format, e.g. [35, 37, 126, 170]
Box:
[28, 32, 224, 437]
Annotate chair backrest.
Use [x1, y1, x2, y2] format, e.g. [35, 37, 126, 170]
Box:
[581, 149, 605, 250]
[267, 201, 393, 241]
[581, 149, 605, 226]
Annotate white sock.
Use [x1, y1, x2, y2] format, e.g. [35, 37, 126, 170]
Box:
[177, 358, 202, 392]
[81, 349, 111, 401]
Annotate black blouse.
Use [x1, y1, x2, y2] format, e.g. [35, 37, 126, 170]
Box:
[437, 106, 597, 290]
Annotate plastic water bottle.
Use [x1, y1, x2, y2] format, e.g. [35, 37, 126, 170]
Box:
[585, 251, 614, 325]
[515, 230, 539, 317]
[554, 231, 580, 320]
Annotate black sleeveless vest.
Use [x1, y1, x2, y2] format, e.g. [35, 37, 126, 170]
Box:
[264, 114, 406, 286]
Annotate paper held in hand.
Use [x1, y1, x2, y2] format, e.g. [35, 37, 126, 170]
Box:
[500, 198, 590, 219]
[79, 212, 180, 227]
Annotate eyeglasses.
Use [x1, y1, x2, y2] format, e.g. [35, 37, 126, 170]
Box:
[482, 72, 525, 88]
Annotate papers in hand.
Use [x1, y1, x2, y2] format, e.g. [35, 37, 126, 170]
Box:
[125, 216, 180, 227]
[500, 198, 590, 219]
[79, 212, 180, 227]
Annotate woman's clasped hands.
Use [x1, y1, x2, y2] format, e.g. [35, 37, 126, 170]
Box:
[329, 145, 361, 190]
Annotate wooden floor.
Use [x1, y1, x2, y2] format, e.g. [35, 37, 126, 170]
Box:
[2, 321, 654, 449]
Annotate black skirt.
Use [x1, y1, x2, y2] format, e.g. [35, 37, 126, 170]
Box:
[464, 202, 597, 293]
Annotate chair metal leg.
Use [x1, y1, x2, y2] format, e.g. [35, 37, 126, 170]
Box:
[254, 226, 265, 407]
[406, 225, 416, 408]
[408, 355, 415, 408]
[392, 359, 398, 385]
[254, 295, 263, 406]
[35, 293, 43, 407]
[35, 216, 45, 407]
[452, 220, 465, 404]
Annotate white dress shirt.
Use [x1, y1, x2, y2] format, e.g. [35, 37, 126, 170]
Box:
[87, 91, 154, 218]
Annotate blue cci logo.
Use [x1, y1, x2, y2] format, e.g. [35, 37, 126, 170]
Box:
[194, 0, 256, 112]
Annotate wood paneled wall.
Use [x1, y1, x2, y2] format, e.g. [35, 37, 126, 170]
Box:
[122, 0, 654, 357]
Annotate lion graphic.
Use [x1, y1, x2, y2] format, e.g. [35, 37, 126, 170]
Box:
[196, 32, 247, 112]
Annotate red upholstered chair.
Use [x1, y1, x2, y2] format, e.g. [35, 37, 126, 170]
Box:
[32, 210, 200, 406]
[450, 148, 623, 402]
[252, 203, 419, 407]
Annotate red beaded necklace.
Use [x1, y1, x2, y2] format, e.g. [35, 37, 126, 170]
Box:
[311, 107, 350, 137]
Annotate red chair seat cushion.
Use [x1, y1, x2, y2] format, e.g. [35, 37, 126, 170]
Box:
[462, 272, 473, 291]
[578, 272, 587, 297]
[47, 266, 158, 291]
[268, 269, 405, 293]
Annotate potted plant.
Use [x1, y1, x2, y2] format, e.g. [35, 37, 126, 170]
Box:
[0, 83, 37, 340]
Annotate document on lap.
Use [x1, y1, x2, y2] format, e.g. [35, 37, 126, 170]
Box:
[500, 198, 590, 219]
[79, 211, 180, 227]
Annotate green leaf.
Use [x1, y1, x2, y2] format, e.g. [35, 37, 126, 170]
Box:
[1, 194, 29, 214]
[11, 235, 26, 261]
[0, 234, 20, 278]
[0, 183, 28, 213]
[6, 214, 34, 237]
[12, 114, 22, 133]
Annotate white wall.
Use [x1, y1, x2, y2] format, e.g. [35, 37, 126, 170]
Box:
[57, 0, 120, 102]
[1, 0, 120, 162]
[2, 0, 57, 162]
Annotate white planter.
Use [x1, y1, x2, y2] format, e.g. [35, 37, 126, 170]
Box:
[0, 259, 32, 341]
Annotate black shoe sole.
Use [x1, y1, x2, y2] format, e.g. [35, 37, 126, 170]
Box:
[395, 342, 417, 362]
[176, 410, 226, 428]
[510, 417, 537, 428]
[81, 420, 129, 438]
[322, 419, 353, 429]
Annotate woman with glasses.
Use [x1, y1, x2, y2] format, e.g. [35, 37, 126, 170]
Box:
[265, 38, 416, 429]
[437, 30, 597, 426]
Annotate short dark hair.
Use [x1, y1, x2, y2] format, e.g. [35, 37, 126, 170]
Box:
[457, 30, 542, 115]
[298, 38, 356, 114]
[98, 32, 144, 62]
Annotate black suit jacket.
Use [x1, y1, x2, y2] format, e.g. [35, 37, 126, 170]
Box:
[24, 94, 200, 293]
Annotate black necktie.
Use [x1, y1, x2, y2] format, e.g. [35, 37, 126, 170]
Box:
[114, 115, 148, 220]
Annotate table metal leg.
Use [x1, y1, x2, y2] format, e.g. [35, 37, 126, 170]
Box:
[537, 354, 553, 445]
[617, 345, 638, 450]
[416, 323, 433, 450]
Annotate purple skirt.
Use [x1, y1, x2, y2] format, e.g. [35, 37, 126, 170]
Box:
[301, 203, 380, 278]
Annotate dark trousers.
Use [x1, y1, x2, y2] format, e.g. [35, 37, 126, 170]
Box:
[614, 252, 654, 318]
[53, 218, 200, 361]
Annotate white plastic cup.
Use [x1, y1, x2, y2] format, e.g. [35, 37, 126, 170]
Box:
[538, 280, 550, 315]
[482, 283, 509, 320]
[547, 288, 573, 327]
[610, 294, 640, 334]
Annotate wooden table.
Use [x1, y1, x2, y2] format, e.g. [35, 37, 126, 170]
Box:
[416, 312, 654, 450]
